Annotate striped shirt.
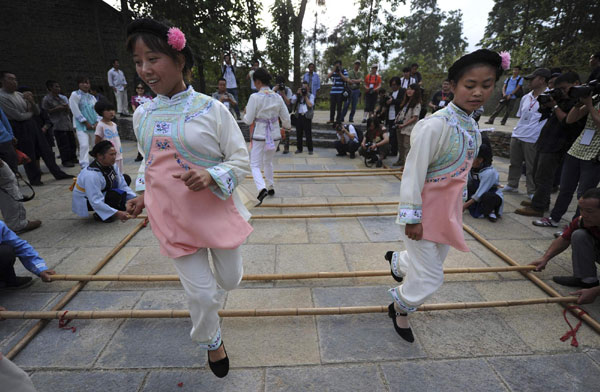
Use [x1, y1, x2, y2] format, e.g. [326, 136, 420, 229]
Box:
[330, 69, 349, 95]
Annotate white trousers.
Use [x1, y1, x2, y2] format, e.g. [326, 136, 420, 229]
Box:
[114, 89, 129, 114]
[77, 130, 94, 168]
[0, 356, 37, 392]
[0, 161, 27, 231]
[172, 247, 243, 350]
[250, 140, 279, 192]
[388, 230, 450, 313]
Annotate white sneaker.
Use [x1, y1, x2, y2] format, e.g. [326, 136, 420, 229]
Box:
[503, 185, 519, 193]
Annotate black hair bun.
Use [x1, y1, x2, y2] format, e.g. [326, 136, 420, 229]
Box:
[127, 18, 194, 69]
[448, 49, 503, 82]
[89, 140, 114, 158]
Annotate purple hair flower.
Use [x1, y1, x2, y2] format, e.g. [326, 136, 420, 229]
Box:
[499, 51, 511, 70]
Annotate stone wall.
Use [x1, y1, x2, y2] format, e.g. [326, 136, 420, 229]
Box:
[0, 0, 134, 100]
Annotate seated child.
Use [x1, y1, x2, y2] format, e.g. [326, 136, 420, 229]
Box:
[464, 143, 503, 222]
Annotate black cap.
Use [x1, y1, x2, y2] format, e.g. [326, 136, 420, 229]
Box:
[524, 68, 551, 80]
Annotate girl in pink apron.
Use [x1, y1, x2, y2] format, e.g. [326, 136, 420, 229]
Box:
[385, 49, 511, 342]
[125, 19, 252, 377]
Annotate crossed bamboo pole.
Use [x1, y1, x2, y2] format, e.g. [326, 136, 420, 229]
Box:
[48, 266, 537, 282]
[258, 201, 398, 208]
[246, 171, 403, 179]
[0, 297, 578, 320]
[4, 219, 148, 360]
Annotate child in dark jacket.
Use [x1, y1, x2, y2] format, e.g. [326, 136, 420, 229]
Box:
[464, 143, 504, 222]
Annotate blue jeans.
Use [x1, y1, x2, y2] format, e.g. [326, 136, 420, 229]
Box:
[342, 89, 361, 121]
[227, 88, 241, 118]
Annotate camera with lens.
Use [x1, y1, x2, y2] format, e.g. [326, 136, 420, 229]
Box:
[301, 88, 307, 95]
[537, 88, 563, 105]
[568, 80, 600, 99]
[278, 83, 285, 91]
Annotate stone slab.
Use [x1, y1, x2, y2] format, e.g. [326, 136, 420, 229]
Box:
[488, 353, 600, 392]
[443, 245, 501, 282]
[357, 216, 401, 242]
[142, 369, 263, 392]
[307, 218, 369, 244]
[266, 364, 386, 392]
[464, 213, 542, 240]
[588, 349, 600, 365]
[18, 218, 80, 248]
[474, 280, 600, 350]
[275, 243, 349, 287]
[222, 287, 320, 367]
[343, 242, 404, 285]
[408, 282, 531, 358]
[96, 289, 215, 368]
[247, 220, 308, 244]
[336, 182, 391, 197]
[301, 183, 342, 197]
[13, 291, 142, 368]
[106, 246, 179, 290]
[313, 285, 426, 362]
[54, 219, 143, 248]
[381, 359, 507, 392]
[12, 247, 76, 279]
[31, 370, 146, 392]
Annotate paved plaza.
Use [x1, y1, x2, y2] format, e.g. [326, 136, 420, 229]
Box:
[2, 129, 600, 391]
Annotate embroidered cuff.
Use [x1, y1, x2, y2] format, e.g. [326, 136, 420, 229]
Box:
[396, 204, 422, 224]
[390, 252, 404, 279]
[207, 165, 236, 200]
[198, 327, 222, 351]
[135, 173, 146, 192]
[76, 115, 87, 123]
[388, 287, 418, 313]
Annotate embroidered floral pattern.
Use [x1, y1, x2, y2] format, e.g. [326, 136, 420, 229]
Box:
[174, 153, 190, 171]
[388, 287, 418, 313]
[145, 154, 154, 166]
[391, 252, 404, 278]
[207, 165, 236, 199]
[154, 121, 172, 136]
[155, 139, 171, 150]
[198, 327, 222, 351]
[397, 205, 423, 224]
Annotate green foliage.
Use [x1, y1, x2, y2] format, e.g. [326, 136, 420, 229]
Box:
[479, 0, 599, 69]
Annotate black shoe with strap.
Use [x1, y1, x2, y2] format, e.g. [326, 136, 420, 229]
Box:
[255, 188, 268, 206]
[384, 251, 403, 283]
[388, 303, 414, 343]
[208, 342, 229, 378]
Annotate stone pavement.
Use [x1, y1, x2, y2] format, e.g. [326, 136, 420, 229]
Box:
[1, 139, 600, 392]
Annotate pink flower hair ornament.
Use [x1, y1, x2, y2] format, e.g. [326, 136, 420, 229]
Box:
[167, 27, 186, 51]
[499, 51, 511, 70]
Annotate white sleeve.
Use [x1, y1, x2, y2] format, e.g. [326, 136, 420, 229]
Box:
[69, 92, 86, 123]
[397, 117, 446, 225]
[206, 103, 251, 200]
[107, 70, 114, 87]
[516, 96, 525, 118]
[279, 96, 291, 129]
[242, 94, 257, 125]
[132, 106, 147, 192]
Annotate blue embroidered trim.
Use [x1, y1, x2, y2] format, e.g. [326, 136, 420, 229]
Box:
[174, 153, 190, 171]
[198, 327, 222, 351]
[397, 204, 422, 224]
[207, 164, 237, 200]
[388, 287, 418, 313]
[391, 252, 404, 278]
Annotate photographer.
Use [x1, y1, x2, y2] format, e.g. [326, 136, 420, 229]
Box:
[334, 122, 359, 158]
[429, 80, 454, 113]
[485, 66, 524, 126]
[221, 52, 241, 119]
[359, 117, 389, 168]
[327, 60, 350, 124]
[212, 78, 238, 118]
[503, 68, 550, 199]
[533, 73, 600, 229]
[385, 76, 405, 159]
[518, 72, 586, 218]
[290, 81, 315, 154]
[341, 60, 363, 123]
[362, 64, 381, 123]
[272, 75, 293, 153]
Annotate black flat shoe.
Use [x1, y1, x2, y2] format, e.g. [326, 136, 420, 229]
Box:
[388, 303, 414, 343]
[208, 342, 229, 378]
[255, 188, 268, 206]
[268, 188, 275, 196]
[385, 251, 403, 283]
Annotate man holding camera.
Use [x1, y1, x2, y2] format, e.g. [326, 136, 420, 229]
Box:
[273, 76, 293, 153]
[341, 60, 363, 123]
[212, 78, 238, 118]
[517, 72, 587, 217]
[429, 80, 454, 113]
[363, 65, 382, 123]
[485, 66, 524, 126]
[334, 122, 359, 158]
[503, 68, 549, 199]
[221, 52, 241, 120]
[327, 60, 350, 124]
[302, 63, 320, 101]
[290, 81, 315, 155]
[534, 73, 600, 228]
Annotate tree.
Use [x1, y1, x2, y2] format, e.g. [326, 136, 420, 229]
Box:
[128, 0, 251, 92]
[266, 0, 294, 80]
[479, 0, 599, 69]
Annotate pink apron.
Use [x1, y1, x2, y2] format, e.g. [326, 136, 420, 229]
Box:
[144, 135, 253, 258]
[420, 130, 476, 252]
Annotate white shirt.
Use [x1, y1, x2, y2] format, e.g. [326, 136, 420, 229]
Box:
[337, 124, 358, 143]
[399, 76, 416, 89]
[249, 70, 256, 90]
[388, 90, 400, 120]
[107, 68, 127, 91]
[243, 87, 291, 140]
[290, 93, 315, 114]
[513, 90, 548, 143]
[223, 65, 237, 89]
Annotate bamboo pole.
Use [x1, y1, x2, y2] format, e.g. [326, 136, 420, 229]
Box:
[245, 172, 402, 179]
[271, 169, 398, 173]
[251, 211, 397, 219]
[0, 297, 578, 320]
[463, 224, 600, 334]
[4, 219, 148, 360]
[49, 266, 537, 282]
[259, 201, 398, 208]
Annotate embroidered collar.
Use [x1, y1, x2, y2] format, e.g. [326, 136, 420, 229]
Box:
[448, 102, 472, 120]
[155, 85, 194, 104]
